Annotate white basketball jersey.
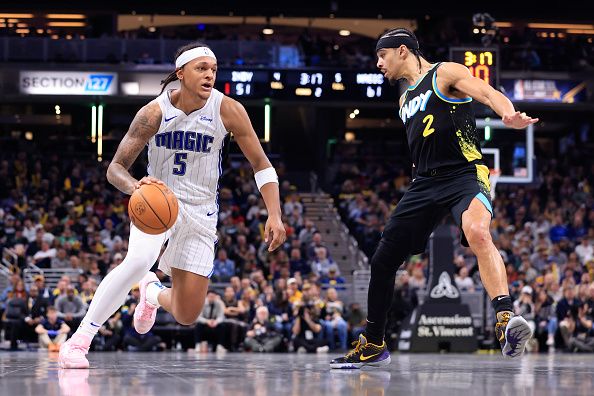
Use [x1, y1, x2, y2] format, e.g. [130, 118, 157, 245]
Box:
[148, 88, 229, 207]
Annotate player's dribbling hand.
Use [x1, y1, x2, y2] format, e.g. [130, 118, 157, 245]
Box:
[502, 111, 539, 129]
[135, 176, 165, 189]
[264, 216, 287, 252]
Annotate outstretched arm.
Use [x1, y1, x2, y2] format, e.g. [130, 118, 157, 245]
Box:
[106, 101, 163, 195]
[437, 62, 538, 129]
[221, 96, 287, 251]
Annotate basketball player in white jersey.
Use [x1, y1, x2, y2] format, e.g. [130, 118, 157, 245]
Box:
[59, 43, 286, 368]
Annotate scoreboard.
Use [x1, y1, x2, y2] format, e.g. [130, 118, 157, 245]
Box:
[449, 47, 499, 88]
[212, 68, 394, 102]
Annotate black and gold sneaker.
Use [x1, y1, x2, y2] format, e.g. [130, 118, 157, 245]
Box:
[330, 334, 391, 369]
[495, 311, 533, 358]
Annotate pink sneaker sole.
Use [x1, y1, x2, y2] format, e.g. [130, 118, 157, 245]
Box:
[134, 272, 160, 334]
[58, 336, 90, 369]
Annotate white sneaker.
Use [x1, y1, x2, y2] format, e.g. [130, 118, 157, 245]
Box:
[297, 346, 307, 354]
[316, 345, 330, 354]
[216, 344, 228, 354]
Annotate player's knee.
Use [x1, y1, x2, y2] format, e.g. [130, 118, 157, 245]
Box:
[174, 310, 200, 326]
[173, 299, 204, 325]
[370, 238, 408, 272]
[121, 250, 160, 272]
[465, 223, 491, 248]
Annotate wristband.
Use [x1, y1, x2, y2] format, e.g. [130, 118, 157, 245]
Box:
[255, 167, 278, 191]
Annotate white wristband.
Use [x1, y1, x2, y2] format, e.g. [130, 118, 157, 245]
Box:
[255, 167, 278, 191]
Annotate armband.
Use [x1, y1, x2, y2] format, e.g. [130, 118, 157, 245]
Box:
[255, 167, 278, 191]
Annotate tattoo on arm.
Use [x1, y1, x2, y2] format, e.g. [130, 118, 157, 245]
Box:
[107, 103, 161, 194]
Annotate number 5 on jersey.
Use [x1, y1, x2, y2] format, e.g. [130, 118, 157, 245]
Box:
[173, 152, 187, 175]
[422, 114, 435, 137]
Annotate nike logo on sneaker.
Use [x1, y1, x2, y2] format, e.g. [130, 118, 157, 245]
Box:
[164, 115, 177, 122]
[497, 296, 507, 301]
[359, 352, 381, 361]
[207, 211, 217, 216]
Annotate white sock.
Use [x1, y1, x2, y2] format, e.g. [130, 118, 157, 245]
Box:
[77, 320, 102, 339]
[75, 225, 166, 338]
[146, 281, 166, 307]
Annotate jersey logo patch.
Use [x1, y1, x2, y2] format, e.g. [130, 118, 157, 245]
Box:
[164, 115, 177, 122]
[400, 89, 432, 123]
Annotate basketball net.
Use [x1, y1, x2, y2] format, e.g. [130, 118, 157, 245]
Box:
[489, 169, 501, 200]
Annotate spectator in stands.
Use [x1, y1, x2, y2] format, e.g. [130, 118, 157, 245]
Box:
[23, 284, 49, 343]
[576, 237, 594, 264]
[534, 287, 556, 350]
[292, 291, 328, 353]
[195, 291, 226, 352]
[1, 272, 21, 311]
[268, 288, 293, 340]
[79, 280, 95, 305]
[238, 287, 257, 324]
[307, 232, 328, 261]
[51, 247, 70, 269]
[55, 285, 86, 330]
[455, 266, 475, 292]
[3, 279, 28, 350]
[559, 301, 594, 352]
[298, 219, 317, 247]
[320, 265, 346, 289]
[550, 214, 569, 243]
[289, 247, 309, 276]
[33, 275, 52, 302]
[212, 249, 236, 282]
[32, 241, 56, 269]
[322, 288, 348, 350]
[408, 263, 427, 292]
[87, 256, 103, 284]
[36, 306, 70, 352]
[284, 193, 303, 217]
[244, 306, 282, 352]
[221, 286, 247, 352]
[311, 247, 336, 278]
[287, 278, 302, 306]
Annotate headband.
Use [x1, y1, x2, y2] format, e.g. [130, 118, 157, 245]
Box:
[175, 47, 217, 68]
[375, 34, 419, 52]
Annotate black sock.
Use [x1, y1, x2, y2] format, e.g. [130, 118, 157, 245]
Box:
[491, 295, 513, 320]
[363, 322, 385, 346]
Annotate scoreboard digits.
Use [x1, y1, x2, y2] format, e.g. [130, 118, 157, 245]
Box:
[450, 47, 499, 87]
[213, 68, 395, 101]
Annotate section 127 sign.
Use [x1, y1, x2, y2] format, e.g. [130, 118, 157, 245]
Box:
[20, 71, 118, 95]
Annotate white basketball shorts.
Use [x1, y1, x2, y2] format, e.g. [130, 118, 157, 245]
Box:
[153, 201, 218, 278]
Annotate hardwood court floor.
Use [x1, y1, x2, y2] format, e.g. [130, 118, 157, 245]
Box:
[0, 351, 592, 395]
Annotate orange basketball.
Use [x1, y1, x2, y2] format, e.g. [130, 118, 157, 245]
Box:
[128, 183, 179, 235]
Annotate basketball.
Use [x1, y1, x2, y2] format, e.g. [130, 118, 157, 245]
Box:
[128, 183, 179, 234]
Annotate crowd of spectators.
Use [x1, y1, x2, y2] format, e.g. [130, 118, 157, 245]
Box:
[332, 141, 594, 353]
[2, 17, 593, 72]
[0, 151, 356, 353]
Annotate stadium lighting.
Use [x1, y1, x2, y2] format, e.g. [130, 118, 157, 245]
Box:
[91, 105, 97, 144]
[264, 102, 271, 143]
[45, 14, 86, 19]
[339, 30, 351, 36]
[98, 104, 104, 162]
[262, 27, 274, 35]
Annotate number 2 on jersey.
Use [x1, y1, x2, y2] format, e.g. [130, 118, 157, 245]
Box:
[422, 114, 435, 137]
[173, 152, 187, 176]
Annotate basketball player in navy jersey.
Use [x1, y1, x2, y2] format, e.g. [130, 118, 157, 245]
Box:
[331, 29, 537, 369]
[60, 42, 286, 368]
